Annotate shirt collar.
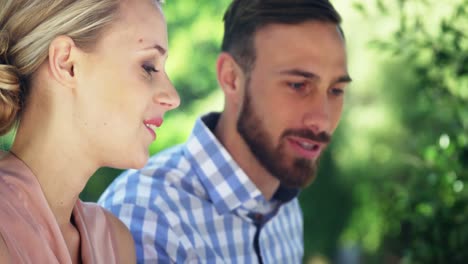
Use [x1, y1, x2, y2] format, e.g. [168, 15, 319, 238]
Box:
[184, 113, 264, 214]
[184, 112, 299, 214]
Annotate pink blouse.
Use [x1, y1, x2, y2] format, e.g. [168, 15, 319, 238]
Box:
[0, 152, 120, 263]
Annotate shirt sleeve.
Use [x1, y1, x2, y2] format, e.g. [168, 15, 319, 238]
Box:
[104, 203, 189, 263]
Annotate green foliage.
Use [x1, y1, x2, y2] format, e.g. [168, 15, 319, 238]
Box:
[163, 0, 230, 111]
[348, 0, 468, 262]
[299, 139, 354, 261]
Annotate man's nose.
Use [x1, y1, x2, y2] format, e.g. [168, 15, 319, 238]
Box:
[302, 93, 330, 134]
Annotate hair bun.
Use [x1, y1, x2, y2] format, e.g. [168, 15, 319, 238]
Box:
[0, 30, 21, 135]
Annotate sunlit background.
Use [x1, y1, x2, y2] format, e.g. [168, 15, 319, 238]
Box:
[2, 0, 467, 263]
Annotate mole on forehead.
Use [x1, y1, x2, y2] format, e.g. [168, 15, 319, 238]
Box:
[136, 37, 167, 55]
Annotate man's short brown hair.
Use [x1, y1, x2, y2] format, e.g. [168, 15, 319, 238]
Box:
[221, 0, 343, 74]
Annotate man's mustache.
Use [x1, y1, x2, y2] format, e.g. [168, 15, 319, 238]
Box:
[282, 129, 331, 143]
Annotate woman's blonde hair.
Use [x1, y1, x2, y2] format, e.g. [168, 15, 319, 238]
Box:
[0, 0, 121, 135]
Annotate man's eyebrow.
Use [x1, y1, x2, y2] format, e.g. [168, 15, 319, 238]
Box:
[279, 69, 352, 84]
[279, 69, 319, 79]
[335, 75, 352, 83]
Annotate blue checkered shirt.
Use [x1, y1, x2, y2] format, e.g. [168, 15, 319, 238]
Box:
[98, 113, 304, 263]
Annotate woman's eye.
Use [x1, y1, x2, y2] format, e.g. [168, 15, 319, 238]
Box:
[142, 64, 158, 75]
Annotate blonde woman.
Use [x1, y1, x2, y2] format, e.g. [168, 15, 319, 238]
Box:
[0, 0, 179, 262]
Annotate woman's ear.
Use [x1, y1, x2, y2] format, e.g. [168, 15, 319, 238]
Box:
[216, 52, 246, 97]
[48, 36, 77, 88]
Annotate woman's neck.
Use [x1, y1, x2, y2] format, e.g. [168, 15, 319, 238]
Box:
[10, 119, 97, 227]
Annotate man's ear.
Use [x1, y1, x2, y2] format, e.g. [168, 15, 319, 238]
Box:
[48, 36, 77, 88]
[216, 52, 246, 97]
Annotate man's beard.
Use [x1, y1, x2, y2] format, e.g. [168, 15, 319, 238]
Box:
[236, 81, 331, 189]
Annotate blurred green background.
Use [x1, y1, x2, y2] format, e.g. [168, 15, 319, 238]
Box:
[2, 0, 467, 263]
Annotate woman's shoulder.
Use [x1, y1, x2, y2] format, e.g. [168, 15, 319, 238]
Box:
[0, 151, 22, 175]
[104, 209, 136, 263]
[78, 201, 136, 263]
[0, 151, 37, 185]
[0, 234, 11, 263]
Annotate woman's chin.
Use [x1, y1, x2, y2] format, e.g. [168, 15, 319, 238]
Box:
[110, 153, 149, 170]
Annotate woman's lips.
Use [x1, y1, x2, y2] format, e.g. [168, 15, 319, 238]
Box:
[143, 117, 163, 140]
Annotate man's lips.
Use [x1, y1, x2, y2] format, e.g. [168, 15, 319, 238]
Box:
[143, 117, 163, 140]
[287, 136, 324, 159]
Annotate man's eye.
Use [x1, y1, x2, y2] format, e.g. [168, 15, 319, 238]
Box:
[142, 64, 158, 75]
[288, 82, 306, 90]
[330, 88, 344, 96]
